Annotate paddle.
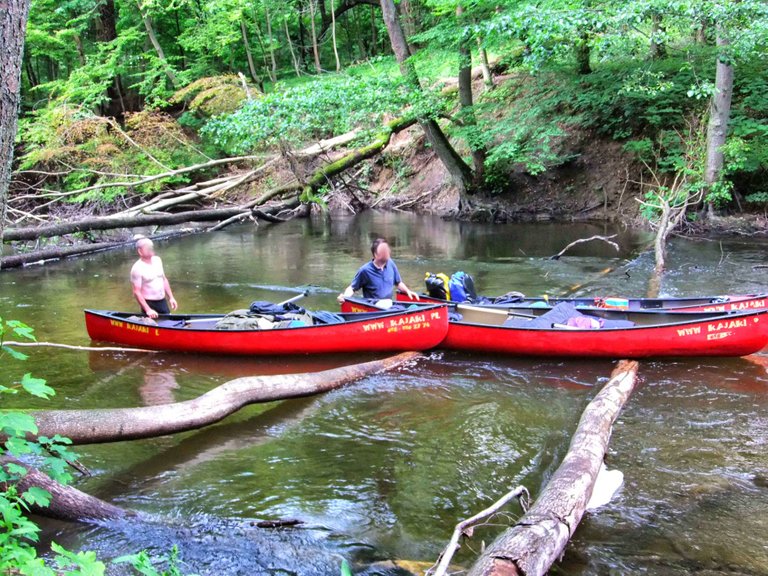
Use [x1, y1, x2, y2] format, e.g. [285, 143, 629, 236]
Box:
[180, 290, 310, 325]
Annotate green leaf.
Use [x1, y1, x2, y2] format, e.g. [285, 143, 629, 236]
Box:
[1, 345, 29, 361]
[0, 412, 39, 437]
[7, 320, 36, 342]
[21, 487, 51, 508]
[20, 374, 55, 399]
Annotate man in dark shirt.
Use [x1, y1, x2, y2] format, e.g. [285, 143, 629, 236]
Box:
[337, 238, 420, 303]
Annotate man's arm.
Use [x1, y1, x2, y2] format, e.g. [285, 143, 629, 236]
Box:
[337, 267, 365, 303]
[396, 281, 420, 301]
[337, 284, 355, 303]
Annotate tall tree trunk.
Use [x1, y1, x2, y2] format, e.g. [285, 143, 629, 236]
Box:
[457, 6, 485, 183]
[371, 5, 378, 53]
[285, 18, 303, 76]
[241, 18, 262, 85]
[309, 0, 322, 72]
[137, 2, 179, 88]
[477, 37, 494, 88]
[379, 0, 474, 193]
[400, 0, 417, 48]
[24, 52, 38, 88]
[264, 2, 278, 82]
[250, 15, 273, 86]
[704, 33, 733, 195]
[649, 13, 666, 59]
[298, 3, 309, 69]
[575, 31, 591, 74]
[331, 0, 341, 71]
[97, 0, 129, 116]
[0, 0, 31, 239]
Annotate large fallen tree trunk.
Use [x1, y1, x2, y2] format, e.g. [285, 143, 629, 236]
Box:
[303, 117, 417, 191]
[0, 196, 301, 269]
[19, 352, 420, 445]
[2, 187, 300, 243]
[2, 456, 131, 521]
[466, 360, 640, 576]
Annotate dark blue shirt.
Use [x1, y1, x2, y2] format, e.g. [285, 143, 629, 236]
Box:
[351, 259, 402, 300]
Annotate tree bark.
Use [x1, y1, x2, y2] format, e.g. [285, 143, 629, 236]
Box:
[649, 13, 666, 59]
[1, 192, 299, 247]
[137, 2, 179, 88]
[457, 6, 485, 184]
[379, 0, 473, 193]
[20, 352, 420, 445]
[466, 360, 640, 576]
[304, 117, 416, 190]
[331, 0, 341, 71]
[3, 457, 131, 521]
[285, 18, 303, 77]
[309, 0, 323, 72]
[0, 0, 31, 241]
[264, 2, 278, 82]
[575, 31, 592, 74]
[704, 33, 733, 189]
[477, 38, 494, 88]
[241, 18, 263, 86]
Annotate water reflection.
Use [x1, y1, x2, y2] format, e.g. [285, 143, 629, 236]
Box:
[2, 212, 768, 575]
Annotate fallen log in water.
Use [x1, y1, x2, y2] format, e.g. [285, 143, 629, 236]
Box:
[3, 353, 419, 522]
[18, 352, 420, 445]
[466, 360, 640, 576]
[2, 456, 131, 521]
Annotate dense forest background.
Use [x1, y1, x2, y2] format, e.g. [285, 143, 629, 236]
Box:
[4, 0, 768, 231]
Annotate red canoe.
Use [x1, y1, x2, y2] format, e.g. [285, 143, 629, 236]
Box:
[392, 291, 768, 313]
[339, 298, 768, 358]
[84, 305, 449, 355]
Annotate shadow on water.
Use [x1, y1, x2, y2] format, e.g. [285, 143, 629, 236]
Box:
[3, 212, 768, 575]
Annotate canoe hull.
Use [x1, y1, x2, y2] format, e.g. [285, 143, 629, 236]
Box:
[394, 292, 768, 313]
[84, 306, 449, 355]
[441, 312, 768, 358]
[340, 298, 768, 358]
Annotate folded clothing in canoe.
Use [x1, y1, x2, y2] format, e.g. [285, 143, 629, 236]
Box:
[501, 302, 635, 329]
[213, 308, 345, 330]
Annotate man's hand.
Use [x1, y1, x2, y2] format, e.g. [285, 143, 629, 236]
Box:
[408, 290, 421, 301]
[169, 296, 178, 311]
[337, 293, 346, 304]
[145, 308, 159, 319]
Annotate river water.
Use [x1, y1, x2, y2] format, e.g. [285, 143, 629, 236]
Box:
[2, 211, 768, 575]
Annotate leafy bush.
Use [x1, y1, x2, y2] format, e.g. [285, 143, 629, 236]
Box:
[202, 74, 415, 155]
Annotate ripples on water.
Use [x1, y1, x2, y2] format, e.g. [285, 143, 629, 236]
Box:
[2, 213, 768, 574]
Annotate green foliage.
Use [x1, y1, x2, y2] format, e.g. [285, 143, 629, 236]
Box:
[17, 106, 210, 200]
[0, 319, 106, 575]
[202, 74, 415, 154]
[114, 545, 187, 576]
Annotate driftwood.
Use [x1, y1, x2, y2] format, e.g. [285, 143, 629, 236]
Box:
[2, 188, 299, 243]
[2, 456, 131, 521]
[21, 352, 420, 445]
[549, 234, 619, 260]
[466, 360, 640, 576]
[429, 486, 530, 576]
[2, 341, 157, 353]
[0, 196, 300, 269]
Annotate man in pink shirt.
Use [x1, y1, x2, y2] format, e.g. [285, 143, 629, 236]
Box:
[130, 237, 178, 318]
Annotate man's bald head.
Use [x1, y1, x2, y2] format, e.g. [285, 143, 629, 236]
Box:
[136, 237, 153, 250]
